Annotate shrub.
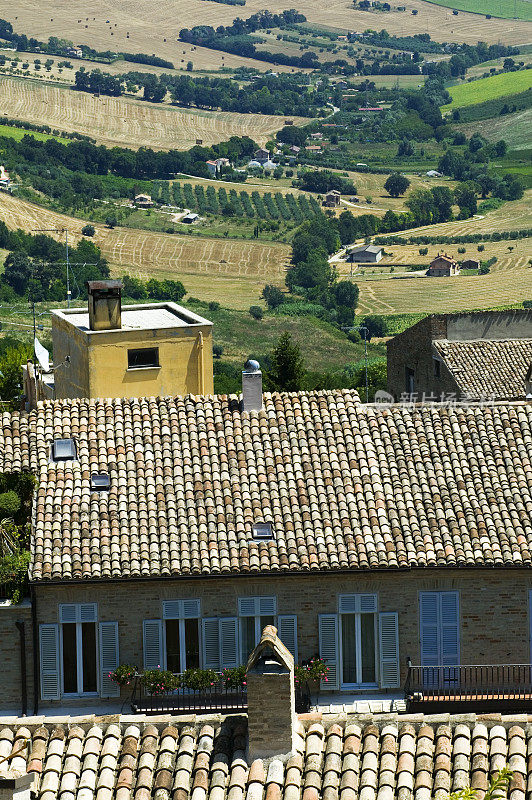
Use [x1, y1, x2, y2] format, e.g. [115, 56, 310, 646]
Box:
[208, 301, 220, 312]
[478, 244, 485, 252]
[141, 669, 178, 695]
[249, 305, 263, 320]
[0, 491, 21, 518]
[362, 315, 387, 340]
[81, 224, 95, 236]
[181, 668, 218, 690]
[261, 284, 285, 309]
[419, 247, 428, 256]
[222, 665, 247, 688]
[213, 344, 224, 358]
[109, 664, 137, 686]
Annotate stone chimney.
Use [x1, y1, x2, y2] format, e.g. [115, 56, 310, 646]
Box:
[246, 625, 296, 762]
[242, 359, 262, 413]
[0, 775, 33, 800]
[87, 280, 122, 331]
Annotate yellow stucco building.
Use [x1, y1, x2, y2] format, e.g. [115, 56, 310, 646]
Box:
[50, 281, 214, 400]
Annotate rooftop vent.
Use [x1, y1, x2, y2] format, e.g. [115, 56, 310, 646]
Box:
[52, 438, 77, 462]
[91, 473, 110, 491]
[242, 359, 262, 413]
[252, 521, 273, 540]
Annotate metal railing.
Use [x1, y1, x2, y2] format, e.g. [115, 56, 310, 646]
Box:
[405, 662, 532, 707]
[130, 676, 247, 715]
[129, 675, 311, 715]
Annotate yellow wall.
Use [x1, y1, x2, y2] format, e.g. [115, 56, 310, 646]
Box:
[52, 315, 214, 400]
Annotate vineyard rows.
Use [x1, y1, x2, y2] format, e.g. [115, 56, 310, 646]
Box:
[152, 180, 322, 223]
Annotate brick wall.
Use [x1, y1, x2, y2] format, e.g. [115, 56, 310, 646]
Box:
[0, 602, 33, 712]
[387, 315, 458, 401]
[31, 568, 532, 705]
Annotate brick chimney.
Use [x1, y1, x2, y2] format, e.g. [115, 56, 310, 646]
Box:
[242, 359, 263, 413]
[87, 280, 122, 331]
[246, 625, 296, 762]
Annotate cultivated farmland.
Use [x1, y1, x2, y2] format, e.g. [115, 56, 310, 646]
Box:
[458, 108, 532, 149]
[421, 0, 531, 21]
[7, 0, 532, 66]
[0, 193, 289, 308]
[0, 77, 308, 150]
[441, 69, 532, 112]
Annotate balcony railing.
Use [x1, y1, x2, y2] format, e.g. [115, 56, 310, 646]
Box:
[405, 662, 532, 710]
[129, 676, 311, 715]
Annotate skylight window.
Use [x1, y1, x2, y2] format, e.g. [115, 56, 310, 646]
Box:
[252, 522, 273, 540]
[52, 438, 77, 462]
[90, 473, 110, 491]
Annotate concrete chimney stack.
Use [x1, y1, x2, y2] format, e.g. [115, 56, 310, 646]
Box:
[242, 359, 262, 413]
[246, 625, 296, 762]
[0, 774, 34, 800]
[87, 280, 122, 331]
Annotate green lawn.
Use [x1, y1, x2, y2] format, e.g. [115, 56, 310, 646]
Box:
[0, 123, 69, 144]
[441, 69, 532, 111]
[421, 0, 532, 20]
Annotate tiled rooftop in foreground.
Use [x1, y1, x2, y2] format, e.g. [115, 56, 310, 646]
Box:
[0, 712, 530, 800]
[2, 391, 532, 580]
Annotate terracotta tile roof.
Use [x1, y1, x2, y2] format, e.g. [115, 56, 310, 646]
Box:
[0, 714, 529, 799]
[2, 391, 532, 581]
[434, 339, 532, 400]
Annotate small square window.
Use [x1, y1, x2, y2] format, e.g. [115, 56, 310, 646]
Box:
[252, 522, 273, 540]
[128, 347, 159, 369]
[91, 473, 110, 491]
[52, 438, 76, 462]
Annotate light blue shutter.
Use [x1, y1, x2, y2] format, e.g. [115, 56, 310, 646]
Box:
[202, 618, 221, 670]
[278, 615, 298, 662]
[40, 624, 60, 700]
[419, 592, 439, 666]
[162, 600, 182, 619]
[183, 599, 201, 618]
[440, 592, 459, 665]
[220, 618, 239, 669]
[59, 604, 77, 623]
[258, 597, 276, 616]
[379, 612, 400, 689]
[79, 603, 97, 623]
[99, 621, 120, 698]
[319, 614, 339, 690]
[238, 597, 257, 616]
[143, 619, 163, 670]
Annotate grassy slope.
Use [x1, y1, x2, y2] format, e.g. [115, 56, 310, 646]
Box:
[441, 69, 532, 111]
[459, 109, 532, 150]
[419, 0, 532, 20]
[203, 304, 386, 370]
[0, 123, 69, 143]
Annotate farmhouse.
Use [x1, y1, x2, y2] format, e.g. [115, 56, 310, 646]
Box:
[26, 282, 214, 402]
[324, 189, 341, 207]
[427, 253, 460, 276]
[253, 148, 270, 164]
[387, 308, 532, 401]
[205, 157, 231, 177]
[461, 258, 480, 269]
[181, 211, 199, 223]
[305, 145, 322, 153]
[134, 193, 154, 208]
[348, 244, 383, 263]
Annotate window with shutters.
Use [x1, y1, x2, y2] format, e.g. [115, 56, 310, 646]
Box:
[338, 594, 378, 688]
[238, 596, 276, 663]
[60, 604, 98, 696]
[419, 591, 460, 666]
[162, 599, 200, 673]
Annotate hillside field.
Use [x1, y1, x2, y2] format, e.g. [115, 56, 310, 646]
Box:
[421, 0, 532, 20]
[0, 76, 308, 151]
[458, 108, 532, 149]
[6, 0, 532, 67]
[441, 69, 532, 111]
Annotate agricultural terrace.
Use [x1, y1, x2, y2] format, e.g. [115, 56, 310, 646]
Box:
[0, 77, 309, 151]
[421, 0, 532, 20]
[441, 69, 532, 112]
[0, 193, 289, 309]
[0, 122, 69, 143]
[7, 0, 532, 70]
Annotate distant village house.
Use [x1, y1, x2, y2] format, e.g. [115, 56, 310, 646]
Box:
[428, 253, 460, 277]
[348, 244, 383, 263]
[134, 193, 154, 208]
[324, 189, 341, 207]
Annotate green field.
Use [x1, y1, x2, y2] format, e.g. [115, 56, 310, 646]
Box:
[441, 69, 532, 112]
[0, 123, 68, 143]
[460, 109, 532, 151]
[421, 0, 532, 20]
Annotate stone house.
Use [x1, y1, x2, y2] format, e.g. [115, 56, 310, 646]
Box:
[2, 366, 532, 713]
[461, 258, 480, 269]
[324, 190, 341, 207]
[427, 254, 460, 277]
[387, 309, 532, 401]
